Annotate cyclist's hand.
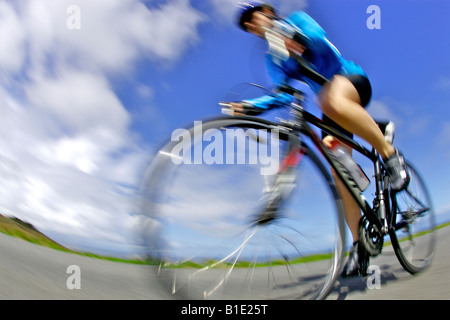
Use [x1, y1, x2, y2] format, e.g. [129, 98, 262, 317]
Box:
[229, 102, 245, 115]
[220, 102, 245, 116]
[220, 102, 264, 116]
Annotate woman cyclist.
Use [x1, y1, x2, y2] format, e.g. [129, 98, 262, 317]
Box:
[231, 1, 410, 277]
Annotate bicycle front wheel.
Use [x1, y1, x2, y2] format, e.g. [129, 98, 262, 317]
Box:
[139, 116, 345, 300]
[389, 162, 436, 274]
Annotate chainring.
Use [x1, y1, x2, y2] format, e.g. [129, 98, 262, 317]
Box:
[359, 216, 384, 257]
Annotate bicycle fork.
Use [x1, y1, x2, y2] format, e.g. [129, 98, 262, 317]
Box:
[255, 135, 303, 225]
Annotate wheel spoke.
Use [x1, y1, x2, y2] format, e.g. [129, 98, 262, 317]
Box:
[390, 162, 435, 274]
[140, 118, 345, 299]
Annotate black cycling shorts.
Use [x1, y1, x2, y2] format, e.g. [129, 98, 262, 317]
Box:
[322, 74, 372, 139]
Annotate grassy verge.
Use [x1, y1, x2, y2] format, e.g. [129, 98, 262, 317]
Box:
[2, 212, 449, 267]
[162, 221, 450, 269]
[0, 214, 146, 265]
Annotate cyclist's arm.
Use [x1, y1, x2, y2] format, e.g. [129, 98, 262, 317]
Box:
[231, 56, 294, 114]
[243, 91, 293, 109]
[284, 11, 330, 55]
[229, 91, 293, 115]
[230, 13, 330, 114]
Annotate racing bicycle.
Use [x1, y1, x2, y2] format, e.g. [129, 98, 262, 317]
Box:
[139, 82, 435, 299]
[139, 33, 435, 300]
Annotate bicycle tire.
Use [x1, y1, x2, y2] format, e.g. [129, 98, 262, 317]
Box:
[389, 161, 436, 274]
[139, 116, 346, 300]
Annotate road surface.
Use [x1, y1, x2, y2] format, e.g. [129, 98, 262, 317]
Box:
[1, 226, 449, 300]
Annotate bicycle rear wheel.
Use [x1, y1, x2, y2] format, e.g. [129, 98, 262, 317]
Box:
[139, 116, 345, 299]
[389, 162, 436, 274]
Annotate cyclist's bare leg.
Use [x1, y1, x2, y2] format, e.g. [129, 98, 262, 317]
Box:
[319, 75, 395, 160]
[323, 136, 361, 242]
[319, 75, 395, 242]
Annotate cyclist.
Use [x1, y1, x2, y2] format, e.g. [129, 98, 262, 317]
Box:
[231, 1, 410, 277]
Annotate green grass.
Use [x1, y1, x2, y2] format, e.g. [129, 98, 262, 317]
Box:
[162, 251, 335, 269]
[436, 221, 450, 230]
[0, 214, 146, 265]
[2, 212, 449, 268]
[0, 214, 69, 251]
[384, 220, 450, 247]
[161, 221, 450, 269]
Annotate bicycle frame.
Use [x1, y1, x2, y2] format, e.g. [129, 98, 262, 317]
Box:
[274, 88, 391, 236]
[260, 29, 392, 236]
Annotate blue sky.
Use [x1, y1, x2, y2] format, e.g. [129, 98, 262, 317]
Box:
[0, 0, 449, 257]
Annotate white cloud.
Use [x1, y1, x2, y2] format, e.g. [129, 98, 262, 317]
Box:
[435, 76, 450, 91]
[209, 0, 242, 24]
[0, 2, 26, 73]
[367, 99, 403, 125]
[275, 0, 309, 15]
[0, 0, 205, 254]
[11, 0, 205, 76]
[134, 0, 205, 62]
[0, 0, 317, 256]
[26, 70, 129, 134]
[435, 122, 450, 152]
[208, 0, 309, 25]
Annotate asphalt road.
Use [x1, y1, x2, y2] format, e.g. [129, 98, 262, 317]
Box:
[0, 226, 448, 300]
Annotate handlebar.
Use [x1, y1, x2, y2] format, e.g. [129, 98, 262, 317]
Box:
[220, 82, 308, 116]
[220, 101, 265, 116]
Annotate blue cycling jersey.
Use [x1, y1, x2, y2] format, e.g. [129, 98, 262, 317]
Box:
[246, 11, 366, 110]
